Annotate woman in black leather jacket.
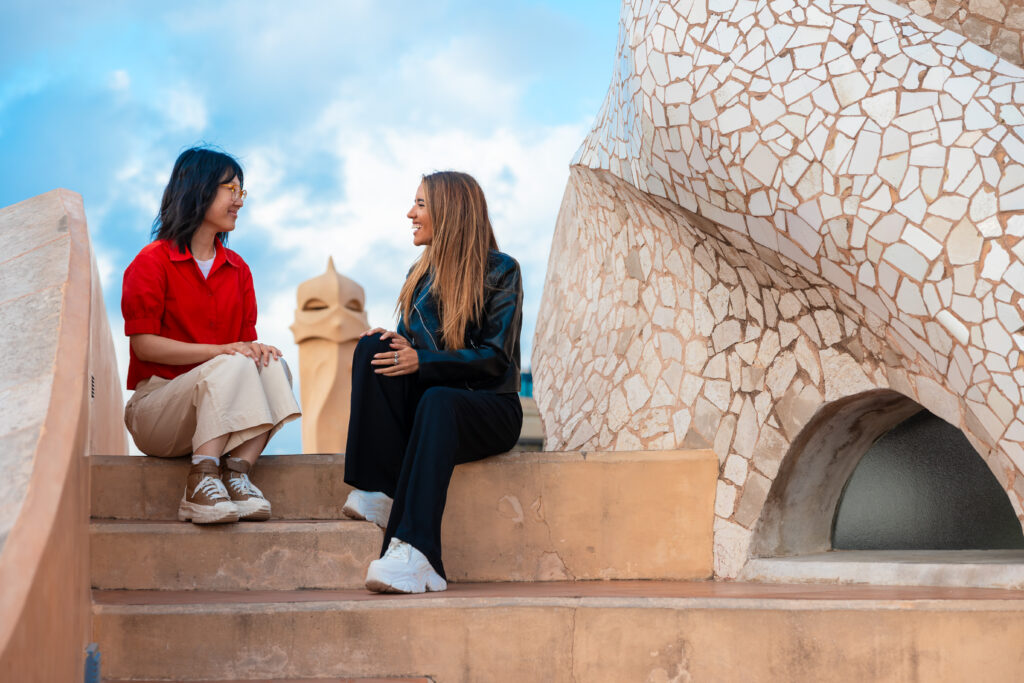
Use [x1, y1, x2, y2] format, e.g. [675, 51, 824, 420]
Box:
[342, 171, 524, 593]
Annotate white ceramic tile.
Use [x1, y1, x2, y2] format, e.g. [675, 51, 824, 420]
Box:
[929, 194, 969, 221]
[909, 142, 946, 167]
[790, 26, 831, 48]
[833, 71, 871, 107]
[894, 188, 927, 223]
[903, 225, 942, 260]
[877, 152, 909, 187]
[959, 41, 999, 70]
[750, 94, 787, 125]
[827, 53, 857, 76]
[933, 30, 967, 47]
[905, 43, 942, 67]
[965, 99, 998, 130]
[938, 119, 963, 146]
[984, 319, 1015, 357]
[953, 294, 984, 323]
[861, 90, 897, 127]
[900, 91, 940, 115]
[893, 108, 937, 133]
[896, 280, 928, 316]
[982, 243, 1011, 281]
[883, 242, 929, 280]
[937, 309, 970, 345]
[766, 24, 796, 54]
[718, 103, 752, 133]
[919, 168, 943, 201]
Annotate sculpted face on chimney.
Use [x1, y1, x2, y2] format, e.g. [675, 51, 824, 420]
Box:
[290, 257, 370, 453]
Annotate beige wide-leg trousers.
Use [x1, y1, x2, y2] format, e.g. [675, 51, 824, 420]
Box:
[125, 354, 301, 457]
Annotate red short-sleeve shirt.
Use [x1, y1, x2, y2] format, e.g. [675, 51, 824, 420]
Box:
[122, 239, 258, 389]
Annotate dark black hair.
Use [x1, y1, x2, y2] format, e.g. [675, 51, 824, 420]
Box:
[151, 146, 244, 253]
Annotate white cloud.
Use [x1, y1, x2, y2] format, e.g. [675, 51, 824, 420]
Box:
[0, 65, 49, 114]
[256, 289, 302, 360]
[94, 248, 116, 293]
[114, 157, 143, 182]
[162, 85, 207, 132]
[72, 1, 608, 456]
[219, 109, 587, 453]
[239, 116, 586, 364]
[108, 69, 130, 91]
[397, 38, 524, 121]
[226, 36, 593, 387]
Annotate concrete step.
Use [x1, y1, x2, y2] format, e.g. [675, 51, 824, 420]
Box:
[112, 679, 431, 682]
[91, 520, 382, 591]
[742, 549, 1024, 590]
[111, 679, 430, 682]
[91, 454, 352, 521]
[92, 581, 1024, 682]
[91, 450, 718, 582]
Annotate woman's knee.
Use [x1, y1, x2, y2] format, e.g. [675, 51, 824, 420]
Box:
[354, 334, 391, 362]
[202, 352, 260, 385]
[260, 356, 294, 386]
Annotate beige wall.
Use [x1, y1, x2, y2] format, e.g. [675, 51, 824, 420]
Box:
[0, 190, 126, 680]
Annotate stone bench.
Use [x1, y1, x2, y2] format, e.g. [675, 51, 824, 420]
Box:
[91, 449, 717, 582]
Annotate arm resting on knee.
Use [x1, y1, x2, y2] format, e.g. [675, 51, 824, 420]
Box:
[130, 334, 256, 365]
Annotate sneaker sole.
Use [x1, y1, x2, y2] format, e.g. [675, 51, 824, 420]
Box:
[342, 501, 390, 528]
[365, 576, 415, 593]
[365, 566, 447, 594]
[236, 498, 272, 521]
[178, 500, 239, 524]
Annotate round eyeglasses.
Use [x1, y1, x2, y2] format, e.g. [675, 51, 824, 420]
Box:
[219, 183, 247, 201]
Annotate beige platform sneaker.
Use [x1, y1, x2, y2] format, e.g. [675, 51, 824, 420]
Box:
[222, 456, 272, 521]
[178, 459, 239, 524]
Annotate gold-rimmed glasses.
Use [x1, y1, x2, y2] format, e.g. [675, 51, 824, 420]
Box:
[219, 183, 247, 201]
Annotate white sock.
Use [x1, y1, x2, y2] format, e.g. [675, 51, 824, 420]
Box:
[191, 455, 220, 466]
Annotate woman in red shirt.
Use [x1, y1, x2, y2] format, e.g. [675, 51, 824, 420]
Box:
[122, 147, 300, 524]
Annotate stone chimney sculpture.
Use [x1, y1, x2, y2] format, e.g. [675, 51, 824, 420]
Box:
[290, 257, 369, 453]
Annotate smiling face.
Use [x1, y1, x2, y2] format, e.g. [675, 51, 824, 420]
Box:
[407, 182, 434, 246]
[202, 174, 243, 235]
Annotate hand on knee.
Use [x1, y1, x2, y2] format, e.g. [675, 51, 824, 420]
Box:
[355, 334, 391, 362]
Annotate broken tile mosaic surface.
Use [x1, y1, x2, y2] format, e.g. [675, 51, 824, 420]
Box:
[535, 0, 1024, 578]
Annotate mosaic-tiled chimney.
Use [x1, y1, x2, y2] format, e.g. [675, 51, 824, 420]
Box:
[534, 0, 1024, 577]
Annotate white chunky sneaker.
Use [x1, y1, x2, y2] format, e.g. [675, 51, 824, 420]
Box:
[342, 489, 393, 528]
[365, 537, 447, 594]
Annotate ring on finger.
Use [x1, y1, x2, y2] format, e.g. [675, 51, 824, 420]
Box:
[393, 352, 399, 365]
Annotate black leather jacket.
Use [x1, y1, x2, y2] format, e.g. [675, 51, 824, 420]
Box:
[397, 250, 522, 394]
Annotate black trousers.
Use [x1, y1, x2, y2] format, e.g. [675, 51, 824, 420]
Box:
[344, 335, 523, 578]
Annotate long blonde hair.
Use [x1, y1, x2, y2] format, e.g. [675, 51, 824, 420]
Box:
[397, 171, 498, 350]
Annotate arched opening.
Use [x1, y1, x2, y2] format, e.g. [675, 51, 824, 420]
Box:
[833, 410, 1024, 550]
[751, 388, 1024, 557]
[750, 389, 921, 557]
[745, 389, 1024, 588]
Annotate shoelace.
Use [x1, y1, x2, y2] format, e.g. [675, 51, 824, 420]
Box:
[227, 473, 265, 498]
[196, 475, 230, 501]
[382, 538, 411, 562]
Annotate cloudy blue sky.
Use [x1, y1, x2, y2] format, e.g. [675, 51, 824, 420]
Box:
[0, 1, 619, 453]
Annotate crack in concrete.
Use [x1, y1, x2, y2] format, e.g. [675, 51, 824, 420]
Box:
[530, 492, 576, 581]
[496, 494, 524, 524]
